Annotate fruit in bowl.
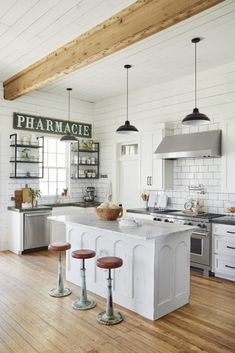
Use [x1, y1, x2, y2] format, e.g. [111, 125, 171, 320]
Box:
[95, 202, 123, 220]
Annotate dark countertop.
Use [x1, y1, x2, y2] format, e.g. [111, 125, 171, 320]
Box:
[212, 216, 235, 225]
[8, 202, 101, 212]
[8, 206, 52, 212]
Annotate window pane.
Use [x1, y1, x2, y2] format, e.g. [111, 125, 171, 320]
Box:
[49, 168, 57, 182]
[58, 182, 66, 194]
[57, 154, 65, 167]
[39, 137, 68, 197]
[58, 169, 66, 182]
[48, 153, 56, 167]
[48, 139, 56, 153]
[57, 141, 66, 154]
[49, 182, 57, 195]
[40, 182, 48, 196]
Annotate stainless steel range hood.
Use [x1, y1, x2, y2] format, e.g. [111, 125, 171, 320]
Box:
[155, 130, 221, 159]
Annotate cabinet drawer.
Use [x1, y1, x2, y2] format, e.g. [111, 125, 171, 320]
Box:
[212, 223, 235, 237]
[214, 255, 235, 281]
[213, 236, 235, 257]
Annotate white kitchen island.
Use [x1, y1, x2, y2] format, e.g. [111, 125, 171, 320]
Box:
[49, 214, 194, 320]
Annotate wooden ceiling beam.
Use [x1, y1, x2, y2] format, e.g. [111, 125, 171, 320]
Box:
[3, 0, 224, 100]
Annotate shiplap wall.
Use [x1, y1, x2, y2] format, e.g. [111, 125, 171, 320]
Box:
[0, 87, 93, 250]
[93, 60, 235, 211]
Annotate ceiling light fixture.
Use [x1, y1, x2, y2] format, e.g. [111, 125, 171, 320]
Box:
[60, 88, 78, 142]
[182, 37, 210, 126]
[116, 64, 138, 134]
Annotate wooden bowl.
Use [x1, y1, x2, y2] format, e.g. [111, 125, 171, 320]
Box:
[95, 207, 123, 221]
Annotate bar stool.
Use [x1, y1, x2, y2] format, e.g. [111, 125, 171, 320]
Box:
[96, 256, 123, 325]
[48, 242, 72, 297]
[72, 249, 96, 310]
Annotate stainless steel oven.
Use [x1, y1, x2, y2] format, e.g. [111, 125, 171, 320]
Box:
[191, 230, 210, 271]
[151, 210, 223, 276]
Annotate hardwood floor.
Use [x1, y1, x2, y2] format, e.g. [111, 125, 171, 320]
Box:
[0, 251, 234, 353]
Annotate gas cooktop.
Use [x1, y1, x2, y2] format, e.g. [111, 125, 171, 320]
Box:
[152, 209, 223, 220]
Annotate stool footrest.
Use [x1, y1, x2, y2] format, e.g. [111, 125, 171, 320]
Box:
[97, 311, 124, 325]
[49, 288, 72, 298]
[72, 298, 96, 310]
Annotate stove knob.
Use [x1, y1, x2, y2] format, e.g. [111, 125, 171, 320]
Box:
[153, 218, 157, 221]
[197, 224, 201, 228]
[201, 224, 207, 229]
[157, 218, 162, 221]
[183, 222, 188, 225]
[169, 220, 174, 223]
[188, 222, 193, 226]
[164, 219, 169, 222]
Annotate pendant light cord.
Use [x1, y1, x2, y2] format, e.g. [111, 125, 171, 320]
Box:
[68, 89, 71, 122]
[67, 87, 72, 122]
[194, 40, 197, 108]
[126, 66, 129, 121]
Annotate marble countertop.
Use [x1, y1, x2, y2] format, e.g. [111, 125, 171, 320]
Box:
[48, 213, 194, 240]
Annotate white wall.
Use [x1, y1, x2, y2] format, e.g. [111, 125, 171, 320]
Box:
[94, 60, 235, 212]
[0, 87, 94, 250]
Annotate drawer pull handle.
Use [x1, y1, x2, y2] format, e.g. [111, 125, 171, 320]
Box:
[227, 246, 235, 250]
[227, 231, 235, 234]
[225, 265, 235, 270]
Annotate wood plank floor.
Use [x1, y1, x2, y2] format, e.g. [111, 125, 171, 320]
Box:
[0, 250, 234, 353]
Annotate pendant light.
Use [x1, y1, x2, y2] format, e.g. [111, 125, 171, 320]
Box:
[60, 88, 78, 142]
[182, 37, 210, 126]
[116, 64, 138, 134]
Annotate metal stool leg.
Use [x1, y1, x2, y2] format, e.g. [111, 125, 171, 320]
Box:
[97, 269, 123, 325]
[72, 259, 96, 310]
[49, 251, 72, 297]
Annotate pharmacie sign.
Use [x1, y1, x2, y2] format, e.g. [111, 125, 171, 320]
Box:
[13, 112, 92, 138]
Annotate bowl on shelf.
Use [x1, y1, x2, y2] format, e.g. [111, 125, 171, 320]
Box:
[95, 206, 123, 221]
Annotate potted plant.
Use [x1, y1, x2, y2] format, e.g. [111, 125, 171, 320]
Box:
[30, 189, 42, 207]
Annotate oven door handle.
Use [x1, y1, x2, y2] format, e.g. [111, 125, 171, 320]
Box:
[192, 232, 209, 238]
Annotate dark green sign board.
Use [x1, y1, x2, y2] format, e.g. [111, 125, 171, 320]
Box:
[13, 112, 92, 138]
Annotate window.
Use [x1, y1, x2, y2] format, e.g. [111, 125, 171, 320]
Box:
[39, 137, 68, 196]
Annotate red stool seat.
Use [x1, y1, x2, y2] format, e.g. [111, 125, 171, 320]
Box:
[97, 256, 123, 269]
[48, 242, 71, 252]
[72, 249, 96, 259]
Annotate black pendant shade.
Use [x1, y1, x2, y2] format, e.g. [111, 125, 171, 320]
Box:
[60, 133, 78, 142]
[60, 88, 78, 142]
[116, 120, 139, 134]
[182, 38, 210, 126]
[116, 64, 138, 134]
[182, 108, 210, 126]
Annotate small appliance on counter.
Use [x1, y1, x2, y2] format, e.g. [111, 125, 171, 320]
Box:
[83, 187, 96, 202]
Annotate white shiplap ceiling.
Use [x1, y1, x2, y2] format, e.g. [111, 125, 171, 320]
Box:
[0, 0, 235, 102]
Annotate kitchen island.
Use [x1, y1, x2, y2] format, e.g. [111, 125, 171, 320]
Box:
[49, 214, 194, 320]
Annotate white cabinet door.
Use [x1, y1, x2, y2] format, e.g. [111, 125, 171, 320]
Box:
[140, 130, 172, 190]
[222, 120, 235, 192]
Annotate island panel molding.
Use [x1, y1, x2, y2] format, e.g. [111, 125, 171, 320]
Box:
[3, 0, 224, 100]
[13, 112, 92, 138]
